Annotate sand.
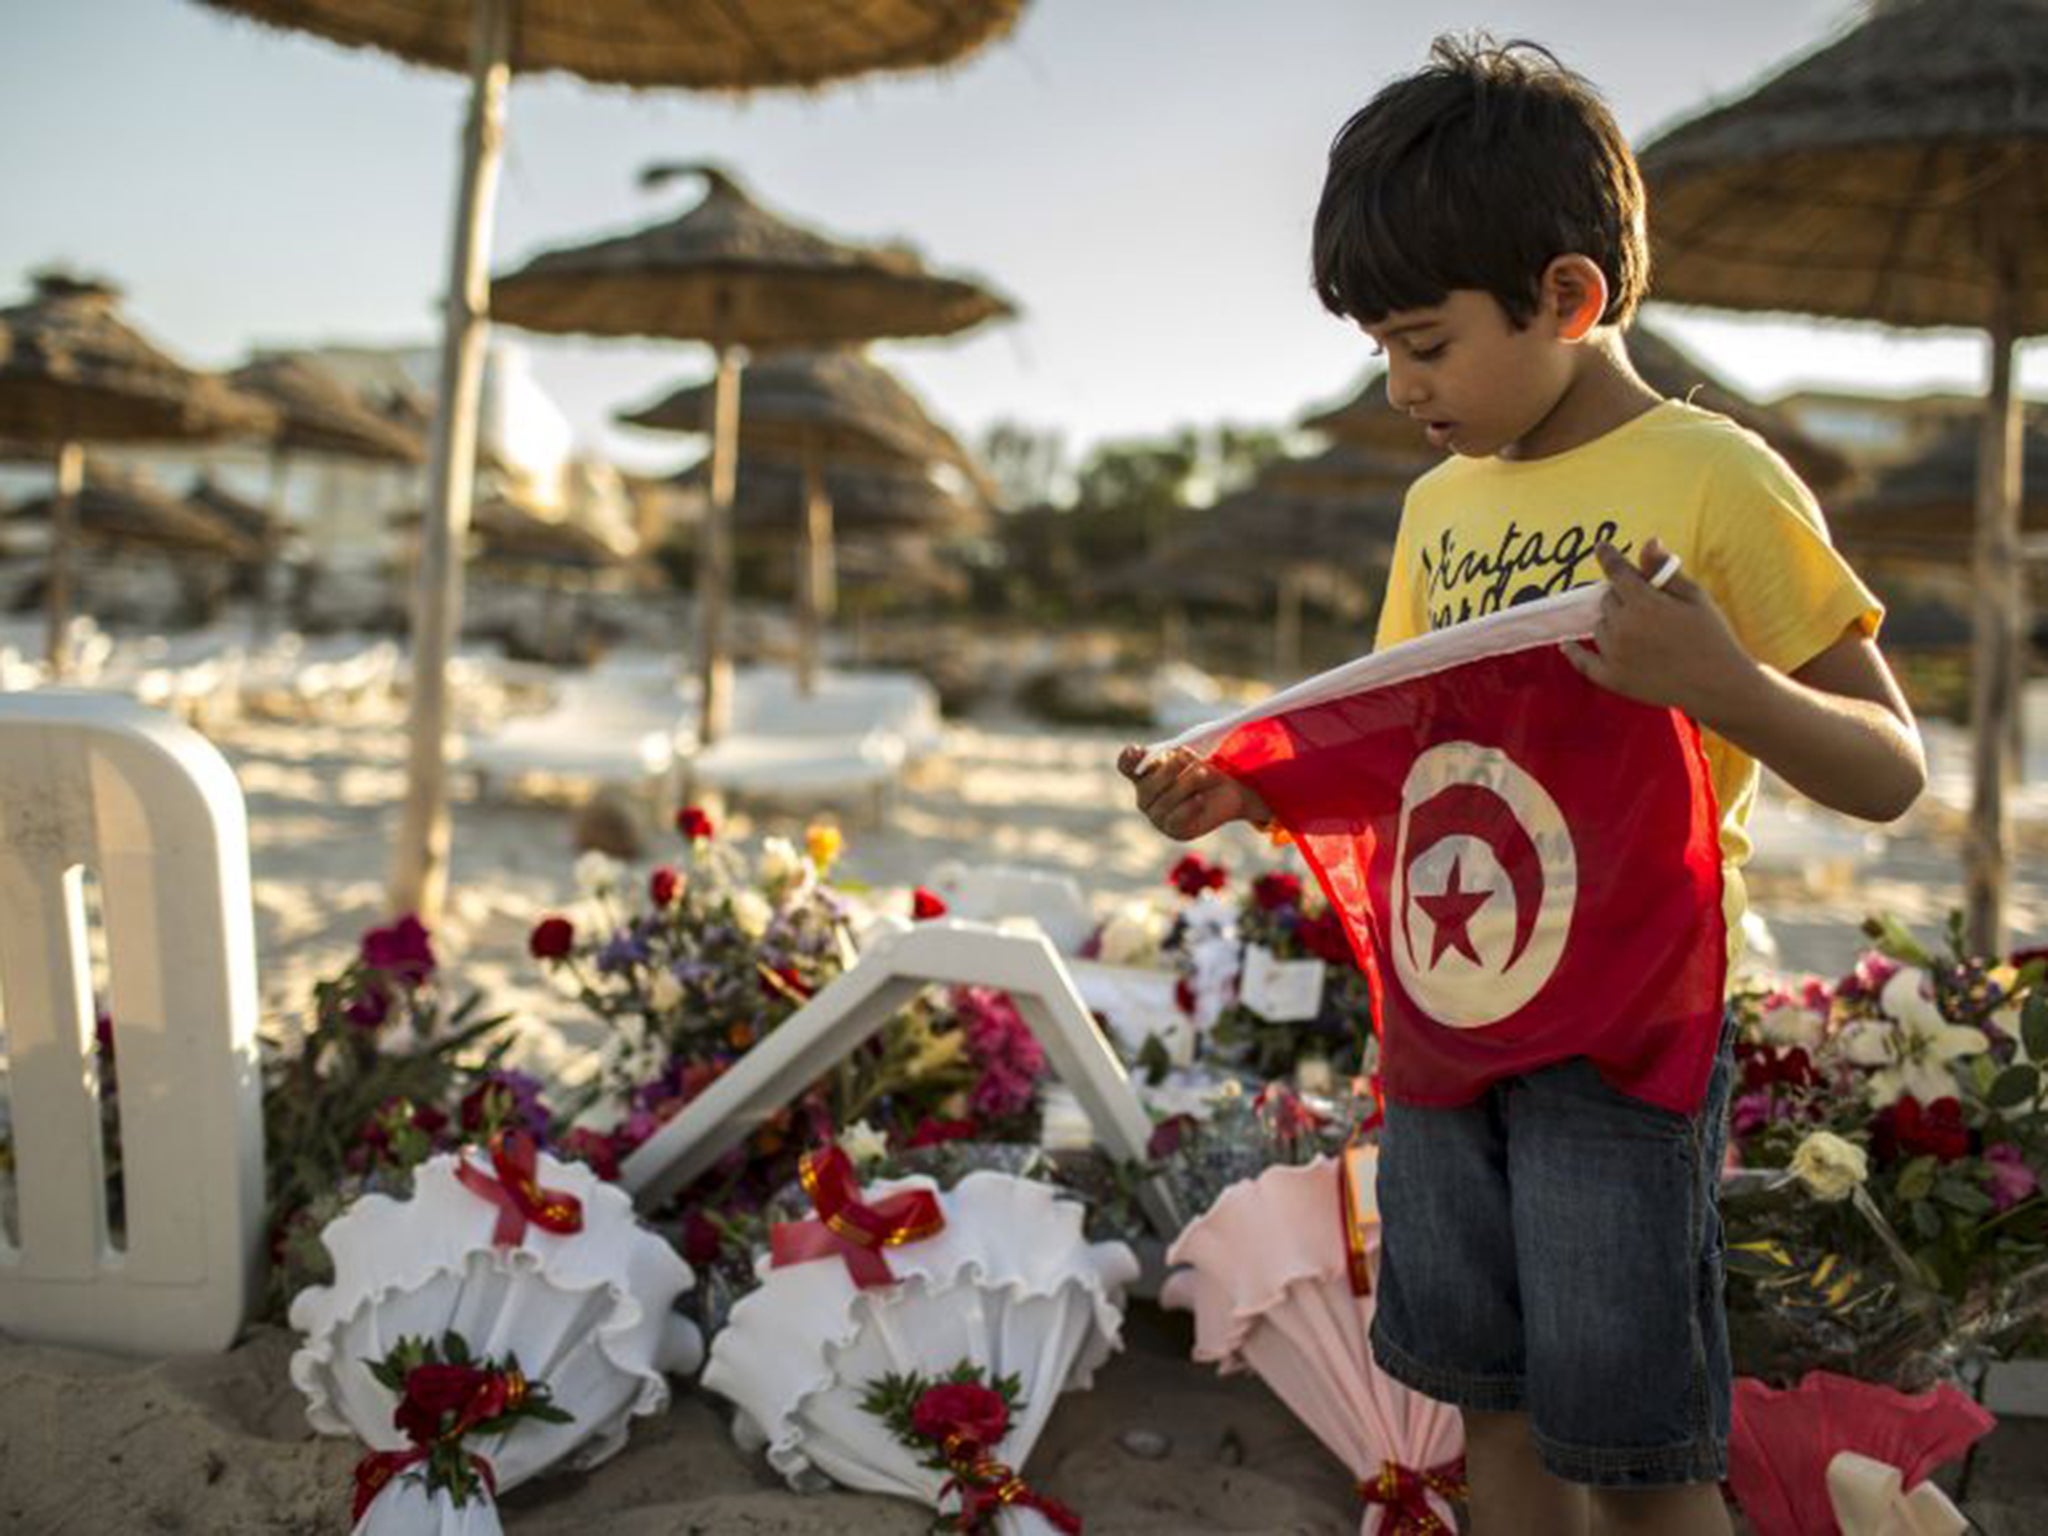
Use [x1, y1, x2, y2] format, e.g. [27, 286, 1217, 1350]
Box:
[3, 680, 2043, 1534]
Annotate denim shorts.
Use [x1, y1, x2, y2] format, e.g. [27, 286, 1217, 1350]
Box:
[1369, 1018, 1737, 1488]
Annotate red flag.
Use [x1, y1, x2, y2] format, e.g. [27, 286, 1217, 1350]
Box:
[1156, 588, 1725, 1115]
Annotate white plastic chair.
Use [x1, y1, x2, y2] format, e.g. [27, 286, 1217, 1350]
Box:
[0, 691, 264, 1354]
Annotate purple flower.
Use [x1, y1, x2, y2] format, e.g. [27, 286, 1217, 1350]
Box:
[361, 914, 436, 986]
[460, 1070, 550, 1140]
[596, 927, 654, 974]
[344, 979, 392, 1030]
[1984, 1144, 2039, 1212]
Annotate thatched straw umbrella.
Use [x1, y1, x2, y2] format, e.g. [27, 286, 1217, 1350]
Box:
[5, 463, 259, 624]
[675, 452, 989, 540]
[1639, 0, 2048, 950]
[494, 163, 1012, 742]
[1836, 421, 2048, 563]
[192, 0, 1025, 923]
[0, 273, 276, 673]
[619, 345, 987, 691]
[1300, 322, 1852, 496]
[1097, 487, 1393, 680]
[1259, 442, 1430, 502]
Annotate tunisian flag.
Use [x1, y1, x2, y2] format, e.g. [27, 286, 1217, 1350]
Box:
[1149, 585, 1726, 1115]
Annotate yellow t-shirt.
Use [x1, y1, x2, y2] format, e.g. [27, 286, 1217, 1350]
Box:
[1372, 397, 1884, 967]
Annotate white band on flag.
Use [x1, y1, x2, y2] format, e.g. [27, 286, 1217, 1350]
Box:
[1141, 581, 1607, 769]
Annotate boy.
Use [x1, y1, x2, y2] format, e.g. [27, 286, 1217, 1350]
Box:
[1118, 37, 1926, 1536]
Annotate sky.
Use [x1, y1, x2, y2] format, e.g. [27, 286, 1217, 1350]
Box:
[5, 0, 2044, 481]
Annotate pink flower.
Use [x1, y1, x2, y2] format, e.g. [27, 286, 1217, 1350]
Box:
[361, 914, 436, 986]
[1984, 1145, 2039, 1212]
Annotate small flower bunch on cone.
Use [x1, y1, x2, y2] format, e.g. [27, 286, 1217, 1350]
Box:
[352, 1331, 572, 1525]
[860, 1363, 1081, 1534]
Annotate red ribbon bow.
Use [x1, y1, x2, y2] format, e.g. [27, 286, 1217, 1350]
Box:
[941, 1453, 1084, 1534]
[1357, 1456, 1467, 1536]
[351, 1446, 497, 1525]
[768, 1145, 944, 1289]
[455, 1130, 584, 1247]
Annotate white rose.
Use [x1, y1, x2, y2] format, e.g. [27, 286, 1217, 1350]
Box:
[1759, 999, 1826, 1050]
[647, 968, 685, 1016]
[1098, 900, 1169, 967]
[731, 889, 774, 940]
[759, 836, 804, 891]
[838, 1119, 890, 1166]
[574, 849, 623, 895]
[1789, 1130, 1869, 1202]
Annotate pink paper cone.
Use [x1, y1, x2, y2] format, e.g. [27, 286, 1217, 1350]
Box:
[1164, 1154, 1464, 1535]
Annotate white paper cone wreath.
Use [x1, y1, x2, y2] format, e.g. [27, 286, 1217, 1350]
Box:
[292, 1133, 700, 1494]
[702, 1152, 1137, 1535]
[352, 1475, 504, 1536]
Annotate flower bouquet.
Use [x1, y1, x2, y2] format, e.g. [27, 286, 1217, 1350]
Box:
[1090, 851, 1377, 1081]
[1722, 913, 2048, 1383]
[347, 1330, 571, 1535]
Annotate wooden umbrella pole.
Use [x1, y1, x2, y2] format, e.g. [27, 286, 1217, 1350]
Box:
[257, 443, 291, 641]
[796, 432, 829, 697]
[1965, 250, 2023, 956]
[389, 0, 513, 922]
[697, 337, 739, 744]
[43, 438, 82, 679]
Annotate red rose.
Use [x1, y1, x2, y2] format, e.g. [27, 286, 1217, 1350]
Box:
[1298, 909, 1356, 968]
[911, 1381, 1010, 1455]
[648, 865, 681, 907]
[1252, 871, 1303, 911]
[528, 915, 576, 961]
[1173, 976, 1197, 1016]
[1874, 1094, 1972, 1165]
[558, 1127, 621, 1182]
[681, 1209, 722, 1267]
[1168, 853, 1226, 897]
[912, 886, 948, 921]
[676, 805, 715, 842]
[1738, 1043, 1820, 1094]
[905, 1115, 978, 1148]
[394, 1362, 490, 1444]
[1146, 1112, 1196, 1158]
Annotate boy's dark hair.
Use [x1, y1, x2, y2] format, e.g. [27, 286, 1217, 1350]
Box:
[1312, 35, 1648, 329]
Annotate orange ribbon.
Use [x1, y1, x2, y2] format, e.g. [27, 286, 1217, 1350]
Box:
[1357, 1455, 1466, 1535]
[769, 1145, 944, 1289]
[351, 1446, 497, 1525]
[455, 1130, 583, 1247]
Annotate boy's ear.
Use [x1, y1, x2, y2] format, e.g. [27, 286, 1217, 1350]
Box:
[1541, 255, 1609, 343]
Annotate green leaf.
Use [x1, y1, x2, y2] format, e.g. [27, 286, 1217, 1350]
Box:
[1863, 914, 1935, 968]
[1896, 1156, 1938, 1202]
[1988, 1064, 2039, 1109]
[1911, 1200, 1943, 1240]
[2023, 993, 2048, 1066]
[1935, 1180, 1995, 1216]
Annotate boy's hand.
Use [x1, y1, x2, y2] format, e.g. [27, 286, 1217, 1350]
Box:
[1564, 538, 1759, 724]
[1116, 744, 1271, 842]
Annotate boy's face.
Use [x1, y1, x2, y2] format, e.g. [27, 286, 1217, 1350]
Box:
[1364, 289, 1577, 460]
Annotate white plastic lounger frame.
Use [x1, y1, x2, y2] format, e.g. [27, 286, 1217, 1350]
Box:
[621, 919, 1182, 1236]
[0, 692, 264, 1354]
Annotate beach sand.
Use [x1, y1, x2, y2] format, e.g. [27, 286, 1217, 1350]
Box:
[3, 688, 2044, 1533]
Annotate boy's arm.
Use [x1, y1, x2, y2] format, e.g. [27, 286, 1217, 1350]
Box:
[1116, 744, 1273, 842]
[1566, 538, 1926, 823]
